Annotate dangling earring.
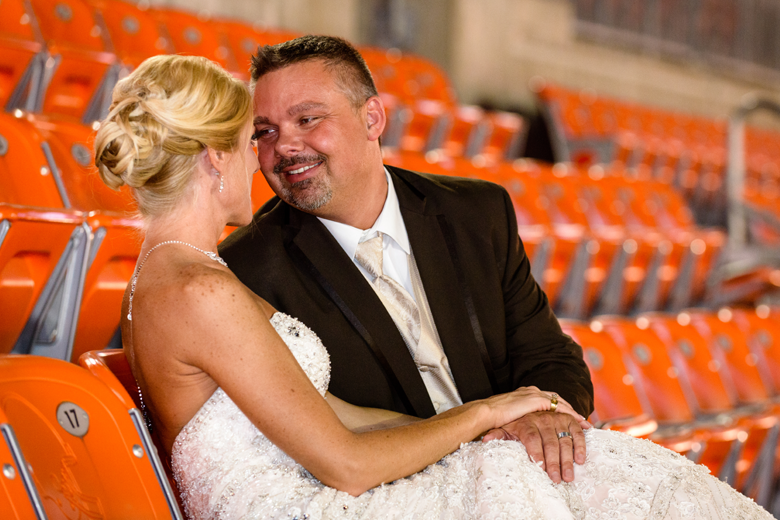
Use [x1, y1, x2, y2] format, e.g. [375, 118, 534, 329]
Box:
[219, 174, 224, 193]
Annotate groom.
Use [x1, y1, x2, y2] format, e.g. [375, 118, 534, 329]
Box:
[219, 35, 593, 484]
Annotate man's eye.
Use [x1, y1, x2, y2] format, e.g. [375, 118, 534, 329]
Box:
[300, 117, 318, 125]
[252, 129, 274, 140]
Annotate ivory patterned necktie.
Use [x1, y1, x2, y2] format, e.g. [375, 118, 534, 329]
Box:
[355, 233, 421, 346]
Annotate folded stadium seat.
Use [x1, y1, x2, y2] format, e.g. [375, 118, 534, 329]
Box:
[530, 167, 622, 318]
[149, 7, 233, 72]
[558, 319, 658, 438]
[597, 316, 755, 475]
[214, 19, 301, 80]
[440, 104, 490, 159]
[27, 0, 118, 122]
[27, 114, 142, 361]
[733, 306, 780, 392]
[394, 53, 457, 106]
[494, 160, 583, 308]
[0, 406, 46, 519]
[532, 82, 615, 167]
[478, 110, 527, 164]
[85, 0, 172, 73]
[0, 112, 91, 359]
[0, 0, 46, 112]
[396, 98, 452, 154]
[690, 308, 778, 403]
[360, 47, 402, 96]
[646, 312, 779, 495]
[689, 308, 780, 501]
[0, 354, 183, 519]
[587, 172, 697, 312]
[80, 349, 186, 515]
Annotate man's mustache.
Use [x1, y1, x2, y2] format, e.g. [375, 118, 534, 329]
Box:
[273, 154, 327, 174]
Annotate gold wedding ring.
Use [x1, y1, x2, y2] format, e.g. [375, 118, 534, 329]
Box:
[550, 393, 559, 412]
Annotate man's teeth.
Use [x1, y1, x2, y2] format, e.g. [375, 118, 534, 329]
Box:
[288, 163, 318, 175]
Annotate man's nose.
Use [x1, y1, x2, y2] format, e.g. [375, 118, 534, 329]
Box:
[274, 127, 304, 157]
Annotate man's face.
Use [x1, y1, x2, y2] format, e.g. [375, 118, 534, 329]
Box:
[252, 60, 379, 218]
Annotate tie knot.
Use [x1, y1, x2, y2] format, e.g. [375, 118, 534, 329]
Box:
[355, 234, 384, 279]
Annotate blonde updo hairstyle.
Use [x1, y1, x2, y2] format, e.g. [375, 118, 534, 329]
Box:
[94, 55, 252, 219]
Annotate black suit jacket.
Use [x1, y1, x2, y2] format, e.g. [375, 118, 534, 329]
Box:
[219, 165, 594, 418]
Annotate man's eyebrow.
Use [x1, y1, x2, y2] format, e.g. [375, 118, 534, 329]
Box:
[288, 102, 327, 116]
[253, 116, 271, 125]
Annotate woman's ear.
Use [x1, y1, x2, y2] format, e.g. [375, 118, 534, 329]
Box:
[206, 147, 228, 175]
[365, 96, 386, 142]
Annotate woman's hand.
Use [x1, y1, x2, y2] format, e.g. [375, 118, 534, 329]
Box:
[483, 386, 586, 431]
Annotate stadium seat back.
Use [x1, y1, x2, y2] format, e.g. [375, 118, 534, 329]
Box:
[0, 0, 45, 111]
[691, 310, 775, 403]
[733, 307, 780, 393]
[0, 112, 66, 208]
[560, 320, 656, 437]
[88, 0, 172, 69]
[646, 314, 739, 413]
[0, 407, 45, 519]
[80, 349, 185, 515]
[0, 205, 85, 356]
[150, 8, 232, 70]
[601, 317, 696, 424]
[29, 0, 117, 120]
[0, 354, 182, 519]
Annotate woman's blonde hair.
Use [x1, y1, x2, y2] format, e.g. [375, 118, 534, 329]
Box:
[94, 55, 252, 218]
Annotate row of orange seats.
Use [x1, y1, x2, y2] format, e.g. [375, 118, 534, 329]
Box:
[532, 81, 780, 226]
[0, 0, 300, 121]
[0, 0, 529, 165]
[0, 351, 185, 518]
[361, 48, 527, 163]
[0, 110, 277, 361]
[562, 305, 780, 510]
[382, 149, 778, 318]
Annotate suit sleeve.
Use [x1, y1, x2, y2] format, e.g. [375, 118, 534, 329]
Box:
[498, 188, 594, 417]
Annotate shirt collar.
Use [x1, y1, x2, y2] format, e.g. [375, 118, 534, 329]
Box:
[318, 168, 410, 260]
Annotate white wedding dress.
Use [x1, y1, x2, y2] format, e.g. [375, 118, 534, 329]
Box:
[171, 313, 773, 519]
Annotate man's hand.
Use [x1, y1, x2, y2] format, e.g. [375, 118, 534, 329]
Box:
[482, 411, 592, 484]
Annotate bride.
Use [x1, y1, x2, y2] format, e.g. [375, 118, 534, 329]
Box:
[94, 54, 772, 519]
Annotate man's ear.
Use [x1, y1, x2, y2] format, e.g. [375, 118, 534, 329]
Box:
[206, 147, 228, 174]
[365, 96, 386, 142]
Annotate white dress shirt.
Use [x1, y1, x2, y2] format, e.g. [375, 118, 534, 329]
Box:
[318, 170, 463, 413]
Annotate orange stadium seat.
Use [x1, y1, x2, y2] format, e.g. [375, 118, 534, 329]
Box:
[28, 0, 118, 121]
[0, 205, 87, 358]
[214, 19, 301, 80]
[80, 349, 185, 512]
[0, 354, 183, 519]
[86, 0, 172, 71]
[647, 312, 780, 500]
[150, 7, 233, 72]
[0, 111, 65, 208]
[690, 308, 777, 403]
[559, 320, 657, 437]
[27, 114, 142, 361]
[598, 316, 753, 481]
[0, 407, 46, 519]
[0, 0, 46, 112]
[440, 104, 490, 158]
[733, 306, 780, 393]
[479, 111, 527, 163]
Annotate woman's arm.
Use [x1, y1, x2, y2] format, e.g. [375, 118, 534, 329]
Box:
[165, 269, 583, 496]
[325, 393, 423, 432]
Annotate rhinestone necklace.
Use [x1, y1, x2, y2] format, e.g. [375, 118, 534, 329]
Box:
[127, 240, 227, 321]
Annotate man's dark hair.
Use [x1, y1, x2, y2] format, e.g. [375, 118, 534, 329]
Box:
[250, 35, 378, 111]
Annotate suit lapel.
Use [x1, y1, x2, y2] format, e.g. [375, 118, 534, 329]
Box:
[284, 209, 436, 417]
[391, 168, 494, 403]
